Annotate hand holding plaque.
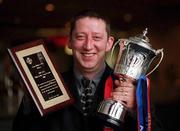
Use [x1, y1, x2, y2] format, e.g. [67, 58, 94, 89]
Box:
[8, 39, 73, 116]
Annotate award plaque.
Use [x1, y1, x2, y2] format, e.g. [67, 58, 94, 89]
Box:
[8, 39, 74, 116]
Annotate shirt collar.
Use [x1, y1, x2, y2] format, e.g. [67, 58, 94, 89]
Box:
[73, 63, 106, 87]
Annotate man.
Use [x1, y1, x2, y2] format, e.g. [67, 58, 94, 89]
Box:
[12, 10, 163, 131]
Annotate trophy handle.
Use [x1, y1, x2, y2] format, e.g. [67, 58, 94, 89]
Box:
[146, 49, 164, 76]
[110, 39, 129, 69]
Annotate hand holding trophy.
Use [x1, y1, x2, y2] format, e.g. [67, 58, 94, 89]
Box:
[97, 28, 164, 127]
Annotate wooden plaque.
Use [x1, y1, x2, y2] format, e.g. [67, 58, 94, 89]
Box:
[8, 39, 74, 116]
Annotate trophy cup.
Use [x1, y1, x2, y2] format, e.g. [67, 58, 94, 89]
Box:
[97, 28, 164, 127]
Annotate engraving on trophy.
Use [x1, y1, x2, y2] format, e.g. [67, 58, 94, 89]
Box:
[23, 52, 63, 101]
[126, 52, 145, 68]
[125, 50, 147, 78]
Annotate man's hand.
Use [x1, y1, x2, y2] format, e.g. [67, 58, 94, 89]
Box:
[111, 75, 136, 111]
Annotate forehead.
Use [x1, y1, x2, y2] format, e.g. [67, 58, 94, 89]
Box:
[74, 17, 107, 32]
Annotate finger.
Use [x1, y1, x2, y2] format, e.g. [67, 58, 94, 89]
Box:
[122, 86, 135, 93]
[112, 92, 136, 109]
[111, 91, 129, 100]
[112, 89, 136, 109]
[114, 85, 136, 97]
[117, 75, 136, 85]
[111, 91, 124, 96]
[113, 87, 124, 92]
[114, 79, 121, 86]
[111, 93, 125, 102]
[119, 77, 126, 83]
[114, 89, 134, 99]
[119, 81, 135, 88]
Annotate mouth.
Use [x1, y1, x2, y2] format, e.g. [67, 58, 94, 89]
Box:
[81, 52, 95, 57]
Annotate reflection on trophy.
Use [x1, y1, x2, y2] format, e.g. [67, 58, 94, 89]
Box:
[97, 28, 164, 127]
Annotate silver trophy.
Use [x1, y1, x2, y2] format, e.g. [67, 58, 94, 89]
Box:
[97, 28, 164, 127]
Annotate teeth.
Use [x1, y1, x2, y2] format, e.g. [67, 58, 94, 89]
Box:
[82, 53, 94, 57]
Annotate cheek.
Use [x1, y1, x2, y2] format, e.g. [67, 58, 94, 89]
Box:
[95, 42, 108, 51]
[71, 41, 83, 50]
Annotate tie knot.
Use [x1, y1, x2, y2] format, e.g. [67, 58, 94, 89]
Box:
[81, 77, 91, 87]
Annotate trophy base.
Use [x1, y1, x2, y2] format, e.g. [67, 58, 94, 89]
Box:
[97, 112, 122, 128]
[97, 99, 127, 128]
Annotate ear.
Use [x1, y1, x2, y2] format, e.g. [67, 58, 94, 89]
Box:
[67, 37, 72, 49]
[106, 36, 114, 52]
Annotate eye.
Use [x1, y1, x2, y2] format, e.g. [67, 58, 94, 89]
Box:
[93, 36, 102, 41]
[76, 34, 86, 40]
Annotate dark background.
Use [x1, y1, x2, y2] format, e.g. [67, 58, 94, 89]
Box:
[0, 0, 180, 131]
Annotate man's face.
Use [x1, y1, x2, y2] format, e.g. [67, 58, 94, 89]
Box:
[69, 17, 114, 74]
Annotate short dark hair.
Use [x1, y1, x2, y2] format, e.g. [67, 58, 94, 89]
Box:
[69, 9, 111, 38]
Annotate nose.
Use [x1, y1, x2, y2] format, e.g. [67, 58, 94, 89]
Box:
[83, 38, 93, 50]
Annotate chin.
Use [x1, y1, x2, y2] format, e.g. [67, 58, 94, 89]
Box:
[80, 63, 95, 69]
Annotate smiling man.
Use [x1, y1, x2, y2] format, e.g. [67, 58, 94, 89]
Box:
[12, 10, 163, 131]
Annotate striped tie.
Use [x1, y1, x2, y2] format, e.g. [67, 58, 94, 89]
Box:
[81, 77, 93, 116]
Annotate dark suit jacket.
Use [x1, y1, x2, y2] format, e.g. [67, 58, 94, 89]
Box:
[11, 65, 163, 131]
